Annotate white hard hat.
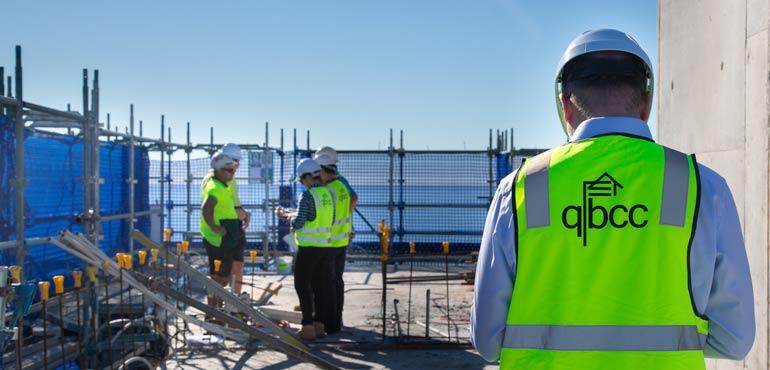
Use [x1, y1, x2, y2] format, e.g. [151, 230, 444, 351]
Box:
[211, 150, 236, 170]
[555, 29, 654, 136]
[221, 143, 242, 161]
[314, 154, 336, 168]
[314, 146, 337, 163]
[295, 158, 321, 181]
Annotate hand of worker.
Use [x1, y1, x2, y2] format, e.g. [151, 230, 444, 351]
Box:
[243, 211, 251, 229]
[212, 225, 227, 236]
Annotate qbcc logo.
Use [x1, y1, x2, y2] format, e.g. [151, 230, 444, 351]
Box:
[561, 173, 648, 247]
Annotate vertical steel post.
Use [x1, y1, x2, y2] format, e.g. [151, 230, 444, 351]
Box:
[293, 129, 297, 198]
[306, 130, 310, 152]
[510, 128, 515, 169]
[129, 105, 136, 253]
[280, 128, 285, 186]
[209, 126, 214, 154]
[160, 115, 165, 237]
[264, 121, 270, 261]
[388, 129, 394, 237]
[0, 67, 4, 116]
[13, 46, 25, 271]
[6, 76, 12, 97]
[82, 69, 92, 241]
[488, 129, 494, 202]
[92, 70, 101, 243]
[186, 122, 192, 241]
[167, 126, 172, 231]
[398, 130, 404, 245]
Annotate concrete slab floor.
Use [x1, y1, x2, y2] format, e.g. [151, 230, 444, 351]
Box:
[162, 261, 497, 369]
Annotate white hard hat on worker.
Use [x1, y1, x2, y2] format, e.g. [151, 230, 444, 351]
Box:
[295, 158, 321, 182]
[314, 146, 338, 164]
[211, 150, 236, 170]
[554, 29, 654, 137]
[221, 143, 242, 162]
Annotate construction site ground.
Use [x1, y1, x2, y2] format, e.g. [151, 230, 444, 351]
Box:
[163, 259, 496, 369]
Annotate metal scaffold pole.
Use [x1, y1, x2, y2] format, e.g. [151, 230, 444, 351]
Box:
[167, 126, 172, 232]
[398, 130, 404, 245]
[264, 121, 270, 262]
[487, 129, 494, 202]
[82, 69, 92, 243]
[13, 45, 25, 270]
[160, 115, 165, 237]
[186, 122, 192, 241]
[129, 104, 136, 253]
[388, 129, 395, 235]
[91, 70, 101, 243]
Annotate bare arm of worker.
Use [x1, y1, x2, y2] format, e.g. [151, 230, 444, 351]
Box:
[470, 172, 517, 362]
[350, 193, 358, 212]
[691, 165, 755, 359]
[202, 196, 226, 236]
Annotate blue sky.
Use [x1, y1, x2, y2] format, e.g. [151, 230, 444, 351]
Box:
[0, 0, 656, 152]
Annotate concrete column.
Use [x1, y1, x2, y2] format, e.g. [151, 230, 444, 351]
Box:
[659, 0, 769, 369]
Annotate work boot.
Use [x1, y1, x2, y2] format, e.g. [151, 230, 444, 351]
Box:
[313, 321, 326, 338]
[297, 325, 316, 340]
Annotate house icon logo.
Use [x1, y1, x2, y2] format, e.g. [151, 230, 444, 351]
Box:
[561, 172, 649, 247]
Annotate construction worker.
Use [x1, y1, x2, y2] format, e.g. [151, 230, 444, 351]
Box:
[471, 29, 755, 370]
[314, 147, 358, 334]
[277, 158, 335, 340]
[201, 151, 244, 311]
[202, 143, 249, 299]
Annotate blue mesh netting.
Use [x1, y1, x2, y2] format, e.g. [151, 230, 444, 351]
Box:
[0, 115, 151, 283]
[149, 148, 547, 256]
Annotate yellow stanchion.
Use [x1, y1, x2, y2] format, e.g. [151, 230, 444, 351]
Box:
[442, 241, 450, 255]
[9, 266, 21, 283]
[151, 248, 159, 264]
[249, 250, 257, 264]
[409, 241, 416, 255]
[52, 275, 67, 363]
[164, 228, 173, 242]
[86, 266, 97, 283]
[214, 259, 222, 273]
[123, 254, 133, 270]
[182, 241, 190, 254]
[87, 266, 99, 283]
[72, 270, 82, 289]
[38, 281, 50, 301]
[138, 250, 147, 265]
[53, 275, 64, 295]
[116, 253, 126, 268]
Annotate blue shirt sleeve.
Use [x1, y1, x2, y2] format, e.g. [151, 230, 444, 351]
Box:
[337, 175, 357, 197]
[690, 164, 755, 359]
[291, 190, 317, 230]
[471, 170, 518, 362]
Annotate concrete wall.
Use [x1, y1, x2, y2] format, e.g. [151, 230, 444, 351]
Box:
[658, 0, 769, 369]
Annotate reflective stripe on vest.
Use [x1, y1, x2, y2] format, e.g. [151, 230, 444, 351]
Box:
[523, 147, 691, 229]
[502, 324, 706, 351]
[506, 135, 706, 370]
[327, 179, 352, 247]
[295, 187, 335, 248]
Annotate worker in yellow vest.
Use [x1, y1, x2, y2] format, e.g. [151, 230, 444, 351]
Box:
[471, 29, 755, 370]
[201, 151, 244, 311]
[314, 152, 356, 334]
[277, 158, 335, 340]
[201, 143, 250, 300]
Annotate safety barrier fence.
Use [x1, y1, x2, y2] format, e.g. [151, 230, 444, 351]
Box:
[151, 128, 546, 258]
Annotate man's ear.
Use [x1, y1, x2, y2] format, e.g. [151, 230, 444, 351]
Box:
[640, 92, 652, 121]
[560, 93, 574, 127]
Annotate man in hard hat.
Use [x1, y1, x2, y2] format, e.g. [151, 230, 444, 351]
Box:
[201, 151, 243, 311]
[313, 146, 358, 333]
[471, 29, 754, 369]
[314, 153, 356, 334]
[202, 143, 249, 300]
[276, 158, 335, 340]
